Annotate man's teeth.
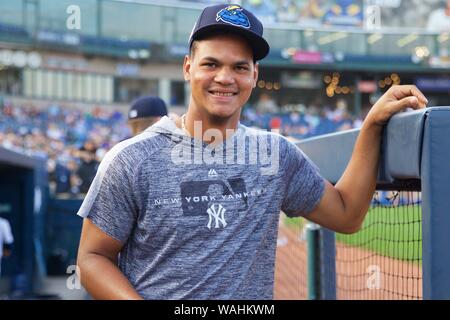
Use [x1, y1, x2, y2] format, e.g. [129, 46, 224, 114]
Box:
[212, 92, 234, 96]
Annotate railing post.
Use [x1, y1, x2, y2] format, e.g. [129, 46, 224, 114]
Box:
[421, 109, 450, 299]
[306, 222, 321, 300]
[320, 228, 336, 300]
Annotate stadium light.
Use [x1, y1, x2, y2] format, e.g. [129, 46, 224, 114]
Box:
[438, 33, 449, 43]
[397, 34, 418, 48]
[367, 33, 383, 45]
[414, 46, 430, 59]
[138, 49, 150, 59]
[0, 50, 42, 68]
[12, 51, 27, 68]
[257, 80, 265, 89]
[128, 50, 138, 59]
[318, 32, 348, 46]
[304, 30, 314, 38]
[326, 86, 334, 97]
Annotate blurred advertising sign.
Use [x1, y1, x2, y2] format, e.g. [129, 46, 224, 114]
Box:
[44, 55, 87, 71]
[240, 0, 437, 30]
[291, 50, 334, 64]
[415, 77, 450, 92]
[0, 50, 42, 68]
[337, 53, 413, 64]
[357, 80, 377, 93]
[281, 71, 322, 89]
[36, 30, 80, 46]
[293, 50, 322, 64]
[116, 63, 140, 77]
[429, 56, 450, 68]
[244, 0, 364, 27]
[168, 44, 188, 57]
[322, 0, 364, 27]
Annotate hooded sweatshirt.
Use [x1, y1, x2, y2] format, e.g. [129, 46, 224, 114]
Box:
[77, 116, 325, 299]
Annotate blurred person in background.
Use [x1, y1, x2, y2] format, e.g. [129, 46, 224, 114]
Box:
[299, 0, 326, 25]
[427, 0, 450, 32]
[76, 141, 99, 194]
[255, 92, 278, 114]
[52, 159, 79, 196]
[244, 0, 277, 23]
[0, 216, 14, 277]
[322, 0, 363, 27]
[127, 96, 168, 136]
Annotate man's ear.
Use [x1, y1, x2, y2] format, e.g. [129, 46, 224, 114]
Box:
[253, 62, 259, 88]
[183, 55, 191, 82]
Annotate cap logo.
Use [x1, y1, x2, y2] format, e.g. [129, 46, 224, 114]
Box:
[129, 110, 138, 119]
[216, 5, 251, 29]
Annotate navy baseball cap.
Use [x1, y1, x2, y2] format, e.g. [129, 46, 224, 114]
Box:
[188, 4, 270, 61]
[128, 96, 167, 120]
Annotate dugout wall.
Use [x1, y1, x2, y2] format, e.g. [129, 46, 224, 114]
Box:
[0, 147, 48, 295]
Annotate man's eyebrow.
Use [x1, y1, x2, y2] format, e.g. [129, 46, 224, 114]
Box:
[235, 60, 251, 66]
[201, 57, 251, 66]
[201, 57, 220, 63]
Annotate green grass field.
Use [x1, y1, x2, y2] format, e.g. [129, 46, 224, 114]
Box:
[283, 205, 422, 262]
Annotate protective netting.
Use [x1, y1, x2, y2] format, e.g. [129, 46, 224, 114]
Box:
[274, 216, 308, 300]
[335, 191, 422, 300]
[274, 190, 422, 300]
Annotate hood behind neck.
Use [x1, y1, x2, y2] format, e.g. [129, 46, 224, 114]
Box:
[148, 115, 247, 144]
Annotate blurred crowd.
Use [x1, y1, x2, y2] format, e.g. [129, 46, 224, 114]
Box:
[0, 98, 362, 197]
[243, 93, 363, 140]
[185, 0, 446, 30]
[186, 0, 364, 27]
[0, 101, 130, 197]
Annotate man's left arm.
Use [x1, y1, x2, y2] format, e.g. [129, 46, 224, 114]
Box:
[3, 244, 12, 257]
[306, 85, 428, 234]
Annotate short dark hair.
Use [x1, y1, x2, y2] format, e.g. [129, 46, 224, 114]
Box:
[189, 40, 199, 59]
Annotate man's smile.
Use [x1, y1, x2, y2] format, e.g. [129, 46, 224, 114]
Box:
[208, 90, 238, 97]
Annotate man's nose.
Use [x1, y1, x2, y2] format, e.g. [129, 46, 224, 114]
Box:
[214, 67, 235, 85]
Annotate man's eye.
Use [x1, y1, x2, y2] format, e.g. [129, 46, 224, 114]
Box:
[203, 63, 216, 68]
[236, 66, 249, 71]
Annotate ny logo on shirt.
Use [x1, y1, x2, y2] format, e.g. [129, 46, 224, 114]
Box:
[206, 204, 227, 229]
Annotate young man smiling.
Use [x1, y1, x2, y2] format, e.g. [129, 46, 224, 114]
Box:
[182, 33, 258, 139]
[76, 4, 427, 300]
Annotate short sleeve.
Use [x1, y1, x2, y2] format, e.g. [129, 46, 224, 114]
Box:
[1, 220, 14, 244]
[281, 139, 325, 217]
[77, 148, 138, 243]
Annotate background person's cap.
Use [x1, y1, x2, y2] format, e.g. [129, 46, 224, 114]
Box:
[188, 4, 270, 61]
[128, 96, 168, 120]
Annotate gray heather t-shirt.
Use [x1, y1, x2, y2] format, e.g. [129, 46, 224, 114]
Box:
[77, 116, 325, 300]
